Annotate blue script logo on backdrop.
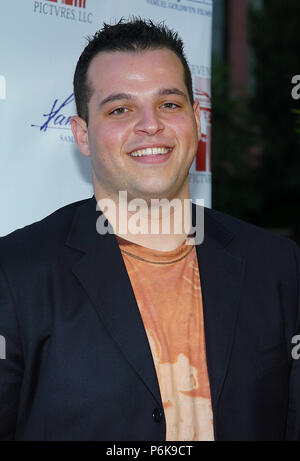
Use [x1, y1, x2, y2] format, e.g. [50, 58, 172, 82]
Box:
[31, 93, 74, 132]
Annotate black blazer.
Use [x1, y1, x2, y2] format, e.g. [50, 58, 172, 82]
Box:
[0, 197, 299, 441]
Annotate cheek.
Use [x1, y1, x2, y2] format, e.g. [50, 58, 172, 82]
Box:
[89, 124, 133, 178]
[94, 121, 132, 152]
[171, 115, 198, 144]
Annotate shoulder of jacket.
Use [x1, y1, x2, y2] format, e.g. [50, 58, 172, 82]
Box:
[203, 206, 299, 261]
[0, 197, 91, 265]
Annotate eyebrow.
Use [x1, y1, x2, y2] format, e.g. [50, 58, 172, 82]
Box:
[99, 87, 187, 108]
[158, 88, 187, 99]
[99, 93, 133, 107]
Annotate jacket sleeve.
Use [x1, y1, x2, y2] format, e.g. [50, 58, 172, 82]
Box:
[0, 264, 24, 440]
[285, 241, 300, 440]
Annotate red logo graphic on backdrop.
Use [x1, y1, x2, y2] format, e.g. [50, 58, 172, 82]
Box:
[194, 77, 211, 172]
[46, 0, 86, 7]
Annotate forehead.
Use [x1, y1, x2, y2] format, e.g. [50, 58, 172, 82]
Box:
[87, 48, 187, 97]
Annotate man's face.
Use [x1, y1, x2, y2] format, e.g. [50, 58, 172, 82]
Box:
[72, 48, 201, 202]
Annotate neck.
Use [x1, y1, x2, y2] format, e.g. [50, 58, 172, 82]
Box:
[94, 180, 193, 251]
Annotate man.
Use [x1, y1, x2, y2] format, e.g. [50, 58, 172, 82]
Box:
[0, 19, 299, 441]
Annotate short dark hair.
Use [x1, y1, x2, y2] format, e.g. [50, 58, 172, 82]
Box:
[73, 18, 194, 123]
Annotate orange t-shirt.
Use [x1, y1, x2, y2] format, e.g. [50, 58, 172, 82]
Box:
[117, 236, 214, 441]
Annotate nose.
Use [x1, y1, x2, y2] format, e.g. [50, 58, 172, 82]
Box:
[134, 107, 164, 136]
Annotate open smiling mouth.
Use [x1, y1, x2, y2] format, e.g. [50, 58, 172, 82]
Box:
[128, 147, 173, 164]
[129, 147, 172, 157]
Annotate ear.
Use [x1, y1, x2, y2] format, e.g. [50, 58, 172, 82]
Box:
[193, 100, 201, 140]
[71, 116, 91, 158]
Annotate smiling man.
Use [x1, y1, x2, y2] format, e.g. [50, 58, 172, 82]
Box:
[0, 19, 300, 441]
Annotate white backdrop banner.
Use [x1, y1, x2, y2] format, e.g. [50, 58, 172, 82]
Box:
[0, 0, 212, 236]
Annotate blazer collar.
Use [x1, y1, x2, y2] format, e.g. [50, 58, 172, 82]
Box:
[66, 197, 245, 439]
[67, 196, 236, 251]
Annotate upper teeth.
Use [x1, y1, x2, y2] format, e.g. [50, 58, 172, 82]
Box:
[130, 147, 170, 157]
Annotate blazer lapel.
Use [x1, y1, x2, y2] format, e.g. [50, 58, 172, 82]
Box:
[66, 197, 163, 407]
[194, 207, 245, 433]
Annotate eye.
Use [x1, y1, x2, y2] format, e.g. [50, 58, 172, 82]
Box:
[161, 102, 181, 110]
[109, 107, 129, 115]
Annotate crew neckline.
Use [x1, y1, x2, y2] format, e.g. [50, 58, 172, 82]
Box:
[116, 235, 195, 265]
